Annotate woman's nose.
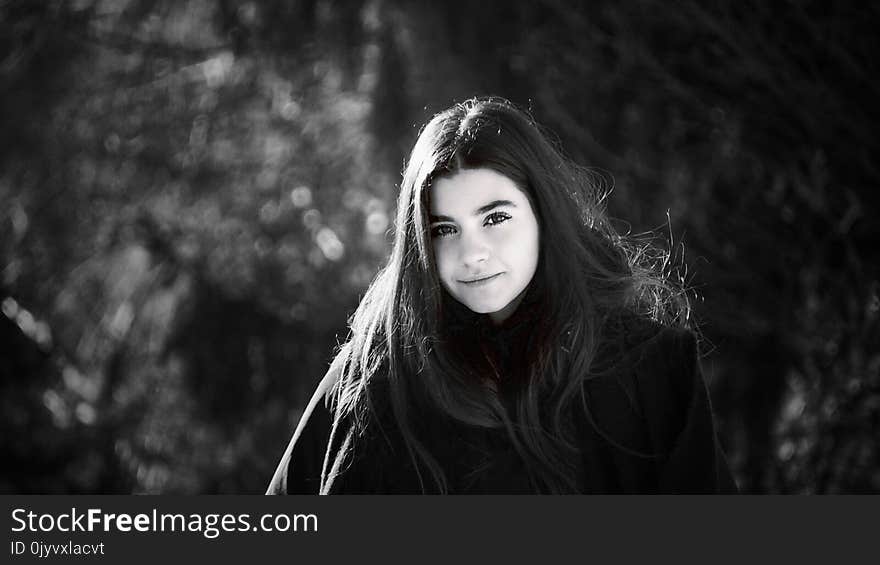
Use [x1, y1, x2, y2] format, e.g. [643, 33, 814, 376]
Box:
[459, 230, 490, 267]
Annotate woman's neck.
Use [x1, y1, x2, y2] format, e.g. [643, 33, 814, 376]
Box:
[488, 286, 529, 325]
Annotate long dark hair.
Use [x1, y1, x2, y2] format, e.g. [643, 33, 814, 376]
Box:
[323, 96, 688, 493]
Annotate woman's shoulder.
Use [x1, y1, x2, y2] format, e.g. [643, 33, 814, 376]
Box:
[584, 313, 737, 493]
[596, 311, 697, 369]
[588, 312, 701, 421]
[585, 311, 706, 452]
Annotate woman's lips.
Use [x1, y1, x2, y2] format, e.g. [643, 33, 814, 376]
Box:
[459, 273, 503, 286]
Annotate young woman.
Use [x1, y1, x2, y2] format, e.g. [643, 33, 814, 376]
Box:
[267, 97, 737, 494]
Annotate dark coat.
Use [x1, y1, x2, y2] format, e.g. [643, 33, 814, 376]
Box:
[266, 316, 738, 494]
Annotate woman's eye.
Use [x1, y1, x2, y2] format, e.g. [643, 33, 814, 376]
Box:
[430, 224, 456, 238]
[484, 212, 511, 226]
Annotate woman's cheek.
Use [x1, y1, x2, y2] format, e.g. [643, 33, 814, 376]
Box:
[433, 244, 455, 285]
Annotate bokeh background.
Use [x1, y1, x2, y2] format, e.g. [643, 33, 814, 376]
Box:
[1, 0, 877, 494]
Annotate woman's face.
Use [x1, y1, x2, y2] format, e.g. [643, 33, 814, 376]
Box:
[429, 168, 540, 324]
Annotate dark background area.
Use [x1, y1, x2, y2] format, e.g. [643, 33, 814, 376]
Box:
[1, 0, 877, 494]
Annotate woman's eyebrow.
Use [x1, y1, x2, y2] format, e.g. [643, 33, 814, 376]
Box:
[474, 199, 517, 215]
[429, 199, 517, 223]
